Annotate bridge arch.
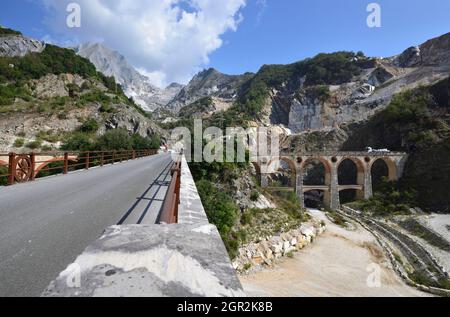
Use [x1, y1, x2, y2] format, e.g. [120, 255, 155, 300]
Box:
[301, 157, 332, 186]
[369, 157, 398, 182]
[267, 156, 297, 187]
[337, 157, 365, 186]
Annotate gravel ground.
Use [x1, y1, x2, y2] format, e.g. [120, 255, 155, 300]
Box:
[418, 214, 450, 273]
[239, 209, 430, 297]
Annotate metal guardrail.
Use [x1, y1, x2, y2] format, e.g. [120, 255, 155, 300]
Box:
[0, 149, 158, 186]
[158, 158, 181, 225]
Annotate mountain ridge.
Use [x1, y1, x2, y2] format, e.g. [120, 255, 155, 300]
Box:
[75, 42, 183, 112]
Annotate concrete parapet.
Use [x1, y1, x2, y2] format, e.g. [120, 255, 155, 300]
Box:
[42, 155, 245, 297]
[178, 156, 209, 225]
[42, 224, 245, 297]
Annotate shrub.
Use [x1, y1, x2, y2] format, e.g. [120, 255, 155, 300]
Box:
[26, 140, 42, 150]
[0, 83, 31, 106]
[131, 134, 160, 150]
[60, 132, 93, 151]
[94, 129, 133, 151]
[196, 179, 239, 257]
[250, 190, 260, 202]
[79, 118, 99, 133]
[0, 27, 22, 36]
[0, 166, 7, 186]
[36, 130, 61, 143]
[240, 211, 253, 226]
[13, 138, 25, 148]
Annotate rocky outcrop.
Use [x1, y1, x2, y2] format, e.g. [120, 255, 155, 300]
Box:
[393, 46, 422, 68]
[0, 35, 45, 57]
[165, 68, 254, 113]
[75, 43, 183, 111]
[104, 104, 163, 138]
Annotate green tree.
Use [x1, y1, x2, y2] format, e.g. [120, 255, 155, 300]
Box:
[94, 129, 133, 151]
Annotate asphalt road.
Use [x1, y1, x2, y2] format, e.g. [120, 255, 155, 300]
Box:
[0, 153, 173, 297]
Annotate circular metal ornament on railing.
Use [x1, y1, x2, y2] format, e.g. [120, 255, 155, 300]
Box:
[14, 155, 33, 182]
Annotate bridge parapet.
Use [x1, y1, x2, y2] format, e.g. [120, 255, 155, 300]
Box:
[42, 154, 245, 297]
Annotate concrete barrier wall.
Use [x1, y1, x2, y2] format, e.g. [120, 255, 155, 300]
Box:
[178, 156, 210, 225]
[42, 155, 245, 297]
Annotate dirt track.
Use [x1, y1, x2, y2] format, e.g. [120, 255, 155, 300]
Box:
[240, 209, 430, 297]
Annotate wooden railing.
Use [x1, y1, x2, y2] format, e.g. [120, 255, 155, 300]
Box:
[0, 149, 158, 186]
[158, 158, 182, 224]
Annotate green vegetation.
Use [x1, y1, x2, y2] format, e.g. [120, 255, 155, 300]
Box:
[0, 33, 151, 118]
[326, 210, 348, 227]
[196, 179, 239, 257]
[179, 97, 214, 118]
[250, 190, 260, 202]
[0, 44, 100, 83]
[232, 51, 369, 121]
[61, 129, 160, 152]
[26, 139, 42, 150]
[409, 271, 450, 290]
[190, 155, 249, 258]
[347, 178, 416, 217]
[397, 219, 450, 252]
[344, 76, 450, 213]
[0, 166, 7, 185]
[0, 83, 32, 106]
[13, 138, 25, 148]
[78, 118, 100, 133]
[0, 27, 22, 36]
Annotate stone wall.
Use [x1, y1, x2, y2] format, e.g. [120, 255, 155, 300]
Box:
[233, 221, 326, 272]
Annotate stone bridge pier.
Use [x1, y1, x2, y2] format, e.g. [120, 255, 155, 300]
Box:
[254, 152, 408, 211]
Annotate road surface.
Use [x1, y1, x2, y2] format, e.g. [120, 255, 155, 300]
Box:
[0, 153, 173, 297]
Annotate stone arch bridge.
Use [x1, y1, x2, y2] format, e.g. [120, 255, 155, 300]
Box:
[253, 151, 408, 211]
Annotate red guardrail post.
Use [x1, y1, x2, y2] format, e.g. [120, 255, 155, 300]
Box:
[30, 153, 36, 181]
[8, 152, 15, 185]
[63, 153, 69, 174]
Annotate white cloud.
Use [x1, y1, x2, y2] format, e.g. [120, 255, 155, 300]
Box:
[255, 0, 267, 25]
[41, 0, 246, 87]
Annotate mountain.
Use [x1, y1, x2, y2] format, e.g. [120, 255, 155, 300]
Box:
[235, 33, 450, 133]
[160, 33, 450, 135]
[163, 68, 254, 114]
[75, 43, 183, 112]
[0, 29, 163, 152]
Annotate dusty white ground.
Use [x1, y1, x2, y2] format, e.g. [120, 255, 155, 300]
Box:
[239, 209, 430, 297]
[418, 214, 450, 273]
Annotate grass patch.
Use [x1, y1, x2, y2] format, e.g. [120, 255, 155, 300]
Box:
[326, 210, 347, 227]
[13, 138, 25, 148]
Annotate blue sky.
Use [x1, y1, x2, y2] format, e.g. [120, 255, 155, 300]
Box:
[0, 0, 449, 85]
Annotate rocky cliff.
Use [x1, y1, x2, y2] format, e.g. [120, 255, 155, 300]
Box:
[0, 32, 45, 57]
[260, 33, 450, 134]
[75, 43, 183, 112]
[163, 68, 254, 114]
[0, 29, 163, 152]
